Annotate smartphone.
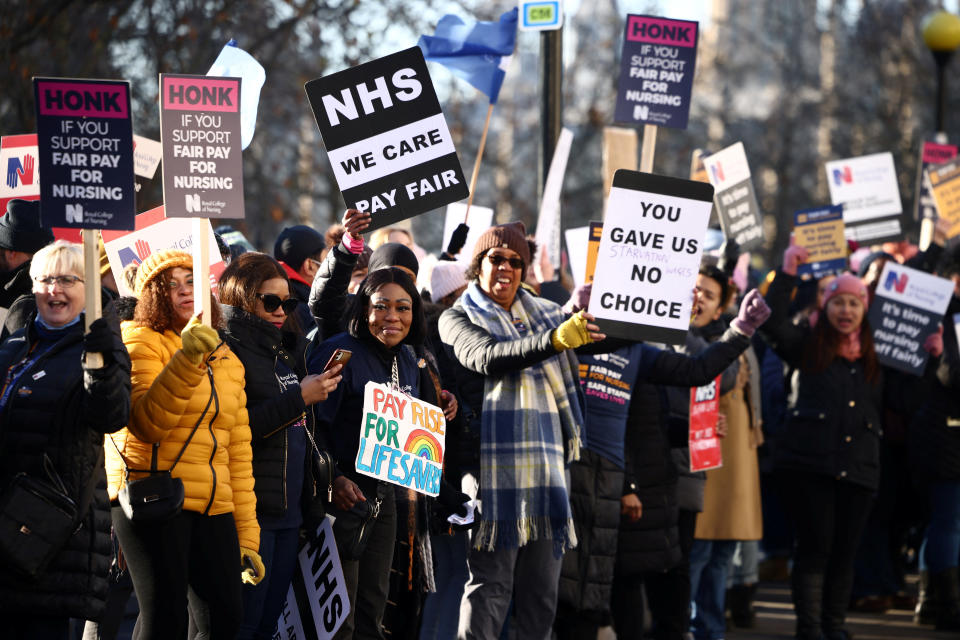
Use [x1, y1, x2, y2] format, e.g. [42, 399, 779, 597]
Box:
[323, 348, 352, 372]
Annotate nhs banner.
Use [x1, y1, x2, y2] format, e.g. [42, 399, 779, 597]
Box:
[160, 74, 245, 219]
[33, 78, 136, 230]
[867, 262, 953, 375]
[305, 47, 468, 231]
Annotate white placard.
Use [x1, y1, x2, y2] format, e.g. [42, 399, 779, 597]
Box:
[588, 170, 713, 344]
[826, 152, 902, 226]
[701, 142, 751, 191]
[132, 134, 163, 180]
[564, 226, 589, 288]
[442, 202, 494, 263]
[536, 128, 574, 269]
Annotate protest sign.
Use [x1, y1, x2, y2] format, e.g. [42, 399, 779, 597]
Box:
[33, 78, 135, 230]
[614, 15, 698, 130]
[689, 375, 722, 472]
[0, 134, 40, 215]
[564, 226, 589, 288]
[793, 205, 847, 279]
[133, 134, 162, 197]
[356, 381, 446, 496]
[928, 159, 960, 238]
[915, 141, 957, 221]
[867, 262, 952, 376]
[536, 127, 573, 268]
[101, 206, 225, 297]
[159, 74, 244, 219]
[585, 221, 603, 284]
[587, 170, 713, 344]
[519, 0, 562, 31]
[702, 142, 763, 250]
[276, 518, 349, 640]
[441, 203, 493, 263]
[305, 47, 468, 231]
[602, 128, 637, 203]
[825, 152, 902, 242]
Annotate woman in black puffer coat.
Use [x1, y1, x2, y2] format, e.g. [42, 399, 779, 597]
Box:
[219, 252, 342, 640]
[0, 240, 131, 639]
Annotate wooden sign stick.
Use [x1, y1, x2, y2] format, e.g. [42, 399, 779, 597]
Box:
[193, 218, 212, 327]
[83, 228, 104, 368]
[640, 124, 657, 173]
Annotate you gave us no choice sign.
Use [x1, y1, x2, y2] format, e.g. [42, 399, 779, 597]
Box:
[305, 47, 468, 231]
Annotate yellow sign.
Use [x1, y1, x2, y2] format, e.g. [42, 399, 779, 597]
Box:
[929, 160, 960, 238]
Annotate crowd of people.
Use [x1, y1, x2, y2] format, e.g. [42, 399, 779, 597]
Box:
[1, 196, 960, 640]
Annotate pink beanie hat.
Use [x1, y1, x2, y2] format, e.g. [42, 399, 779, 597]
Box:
[821, 273, 869, 309]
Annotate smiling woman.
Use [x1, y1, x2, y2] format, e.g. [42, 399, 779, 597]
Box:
[30, 241, 85, 328]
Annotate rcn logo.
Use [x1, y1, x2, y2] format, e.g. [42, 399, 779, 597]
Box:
[633, 105, 649, 120]
[65, 203, 83, 223]
[117, 239, 151, 269]
[185, 193, 201, 213]
[883, 270, 908, 294]
[5, 154, 35, 189]
[710, 162, 725, 183]
[832, 166, 853, 186]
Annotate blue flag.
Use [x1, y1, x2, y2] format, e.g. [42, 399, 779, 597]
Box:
[418, 8, 518, 104]
[207, 39, 265, 150]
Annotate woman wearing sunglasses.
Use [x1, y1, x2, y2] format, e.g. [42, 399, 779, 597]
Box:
[218, 252, 343, 640]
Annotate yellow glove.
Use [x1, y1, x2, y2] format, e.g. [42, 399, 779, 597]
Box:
[551, 310, 593, 352]
[240, 547, 265, 586]
[180, 315, 220, 365]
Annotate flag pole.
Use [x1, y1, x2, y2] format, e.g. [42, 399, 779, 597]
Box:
[463, 102, 495, 225]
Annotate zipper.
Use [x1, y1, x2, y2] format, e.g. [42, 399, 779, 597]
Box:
[202, 365, 220, 515]
[281, 429, 288, 510]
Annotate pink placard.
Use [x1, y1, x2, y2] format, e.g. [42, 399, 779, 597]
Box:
[35, 80, 129, 119]
[625, 16, 697, 48]
[162, 77, 240, 113]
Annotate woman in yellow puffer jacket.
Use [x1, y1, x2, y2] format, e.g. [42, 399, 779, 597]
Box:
[106, 249, 261, 640]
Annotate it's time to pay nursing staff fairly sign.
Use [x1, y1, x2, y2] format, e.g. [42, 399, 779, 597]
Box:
[305, 47, 468, 231]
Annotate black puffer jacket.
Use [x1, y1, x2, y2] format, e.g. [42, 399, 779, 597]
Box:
[760, 271, 883, 490]
[0, 314, 130, 619]
[910, 295, 960, 484]
[308, 243, 358, 342]
[220, 305, 317, 517]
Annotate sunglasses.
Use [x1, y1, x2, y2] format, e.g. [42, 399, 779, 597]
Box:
[486, 254, 525, 270]
[256, 293, 299, 314]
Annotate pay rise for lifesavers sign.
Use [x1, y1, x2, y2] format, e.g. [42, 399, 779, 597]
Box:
[614, 15, 698, 129]
[588, 170, 714, 344]
[867, 262, 953, 376]
[305, 47, 468, 231]
[33, 78, 135, 230]
[356, 382, 446, 496]
[160, 74, 244, 218]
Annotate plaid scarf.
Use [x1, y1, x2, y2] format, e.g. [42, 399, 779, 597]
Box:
[459, 283, 583, 552]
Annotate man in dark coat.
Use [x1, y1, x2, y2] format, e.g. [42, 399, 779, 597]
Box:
[0, 199, 54, 331]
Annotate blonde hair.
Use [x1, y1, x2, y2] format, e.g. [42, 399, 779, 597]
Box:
[369, 227, 413, 250]
[29, 240, 83, 285]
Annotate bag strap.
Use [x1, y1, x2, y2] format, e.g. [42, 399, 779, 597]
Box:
[40, 448, 103, 527]
[110, 365, 217, 476]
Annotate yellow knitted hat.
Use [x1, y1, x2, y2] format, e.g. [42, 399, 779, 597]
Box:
[134, 249, 193, 296]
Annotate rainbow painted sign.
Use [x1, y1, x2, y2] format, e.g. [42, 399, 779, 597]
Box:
[356, 382, 446, 496]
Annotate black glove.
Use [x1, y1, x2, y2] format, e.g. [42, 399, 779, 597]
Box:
[83, 315, 120, 365]
[718, 238, 740, 277]
[437, 480, 469, 519]
[445, 223, 470, 258]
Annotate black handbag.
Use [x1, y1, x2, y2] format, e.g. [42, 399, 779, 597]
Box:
[112, 368, 215, 523]
[330, 495, 382, 561]
[304, 422, 334, 519]
[0, 452, 99, 579]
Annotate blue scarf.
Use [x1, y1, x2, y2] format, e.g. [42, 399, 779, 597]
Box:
[459, 283, 583, 552]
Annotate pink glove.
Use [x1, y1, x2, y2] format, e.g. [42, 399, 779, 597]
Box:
[563, 283, 592, 314]
[341, 233, 364, 255]
[783, 245, 809, 276]
[924, 325, 944, 358]
[731, 289, 771, 337]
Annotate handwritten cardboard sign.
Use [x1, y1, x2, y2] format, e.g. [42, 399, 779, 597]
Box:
[793, 205, 846, 279]
[614, 15, 698, 129]
[33, 78, 135, 230]
[689, 375, 722, 472]
[356, 381, 445, 496]
[305, 47, 468, 231]
[867, 262, 952, 376]
[587, 170, 713, 344]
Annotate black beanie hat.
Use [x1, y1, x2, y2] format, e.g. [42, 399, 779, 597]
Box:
[274, 225, 325, 271]
[369, 242, 419, 276]
[0, 199, 54, 253]
[857, 250, 896, 278]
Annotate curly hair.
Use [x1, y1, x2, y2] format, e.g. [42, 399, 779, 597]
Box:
[133, 267, 223, 333]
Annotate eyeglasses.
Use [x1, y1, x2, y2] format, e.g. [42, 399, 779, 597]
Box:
[256, 293, 299, 314]
[486, 254, 525, 270]
[34, 275, 83, 288]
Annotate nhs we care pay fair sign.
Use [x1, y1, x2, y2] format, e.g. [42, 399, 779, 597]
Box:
[588, 170, 713, 345]
[305, 47, 468, 231]
[356, 381, 446, 497]
[160, 74, 244, 219]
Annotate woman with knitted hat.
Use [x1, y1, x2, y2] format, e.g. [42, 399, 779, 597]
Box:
[106, 249, 261, 640]
[760, 245, 884, 640]
[438, 221, 605, 639]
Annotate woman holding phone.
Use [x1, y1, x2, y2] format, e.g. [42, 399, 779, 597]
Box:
[218, 253, 343, 640]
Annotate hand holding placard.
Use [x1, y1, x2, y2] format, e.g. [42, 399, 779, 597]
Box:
[783, 244, 809, 276]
